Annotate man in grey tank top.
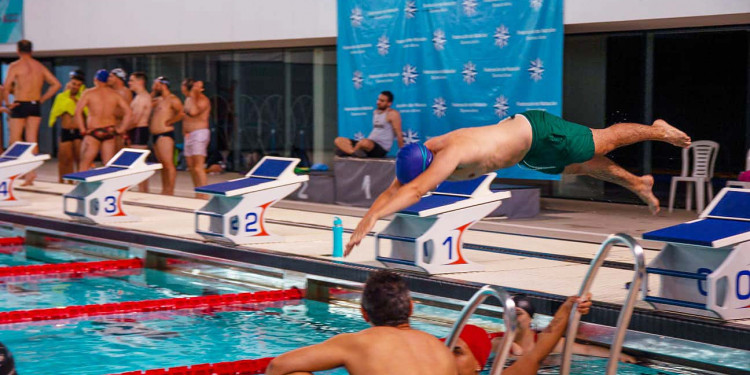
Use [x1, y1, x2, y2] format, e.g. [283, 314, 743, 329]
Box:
[335, 91, 403, 158]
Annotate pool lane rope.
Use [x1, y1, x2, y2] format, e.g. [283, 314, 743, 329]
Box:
[105, 357, 275, 375]
[0, 258, 143, 278]
[0, 237, 24, 254]
[0, 288, 303, 325]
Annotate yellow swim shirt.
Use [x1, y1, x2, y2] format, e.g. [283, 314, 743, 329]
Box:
[48, 85, 87, 127]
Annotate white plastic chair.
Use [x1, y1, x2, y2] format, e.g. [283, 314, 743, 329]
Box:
[668, 140, 719, 213]
[725, 149, 750, 189]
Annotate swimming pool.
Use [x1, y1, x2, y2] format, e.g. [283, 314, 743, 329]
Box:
[0, 237, 743, 375]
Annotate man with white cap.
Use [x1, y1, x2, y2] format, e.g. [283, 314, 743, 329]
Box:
[108, 68, 133, 151]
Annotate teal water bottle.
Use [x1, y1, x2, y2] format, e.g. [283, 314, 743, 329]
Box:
[333, 216, 344, 258]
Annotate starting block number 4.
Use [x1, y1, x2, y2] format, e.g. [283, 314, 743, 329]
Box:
[0, 176, 18, 201]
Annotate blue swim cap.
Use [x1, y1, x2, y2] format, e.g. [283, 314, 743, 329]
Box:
[95, 69, 109, 83]
[396, 143, 433, 184]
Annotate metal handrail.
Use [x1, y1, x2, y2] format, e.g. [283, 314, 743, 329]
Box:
[560, 233, 647, 375]
[445, 285, 517, 375]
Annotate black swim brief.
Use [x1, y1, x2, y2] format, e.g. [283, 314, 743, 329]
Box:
[152, 130, 175, 144]
[60, 128, 82, 143]
[87, 126, 117, 142]
[10, 101, 41, 119]
[128, 126, 150, 146]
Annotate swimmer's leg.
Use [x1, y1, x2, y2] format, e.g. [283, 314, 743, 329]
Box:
[78, 136, 101, 172]
[591, 119, 691, 156]
[564, 156, 660, 214]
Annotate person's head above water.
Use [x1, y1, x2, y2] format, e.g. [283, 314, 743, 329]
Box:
[0, 342, 16, 375]
[360, 270, 412, 327]
[396, 143, 433, 184]
[444, 324, 492, 375]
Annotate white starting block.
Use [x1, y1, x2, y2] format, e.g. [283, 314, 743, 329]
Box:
[63, 149, 162, 224]
[0, 142, 49, 206]
[643, 187, 750, 320]
[375, 173, 510, 274]
[194, 156, 308, 244]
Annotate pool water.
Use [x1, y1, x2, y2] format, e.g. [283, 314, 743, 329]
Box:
[0, 243, 734, 375]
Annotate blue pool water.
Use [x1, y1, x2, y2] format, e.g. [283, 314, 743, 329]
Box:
[0, 243, 735, 375]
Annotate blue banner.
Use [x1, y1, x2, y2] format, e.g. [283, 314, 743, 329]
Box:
[0, 0, 22, 44]
[337, 0, 563, 180]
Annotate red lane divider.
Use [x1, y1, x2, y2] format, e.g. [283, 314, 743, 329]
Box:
[0, 237, 24, 254]
[0, 237, 24, 246]
[0, 288, 303, 325]
[106, 357, 274, 375]
[0, 258, 143, 278]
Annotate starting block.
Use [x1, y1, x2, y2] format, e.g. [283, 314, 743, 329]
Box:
[375, 173, 510, 274]
[194, 157, 308, 244]
[643, 187, 750, 320]
[63, 149, 162, 224]
[0, 142, 49, 206]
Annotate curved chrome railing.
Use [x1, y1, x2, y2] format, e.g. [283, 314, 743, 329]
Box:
[560, 233, 647, 375]
[445, 285, 517, 375]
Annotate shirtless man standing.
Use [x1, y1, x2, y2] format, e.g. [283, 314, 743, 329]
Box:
[108, 68, 133, 152]
[346, 111, 692, 254]
[49, 70, 86, 182]
[266, 270, 457, 375]
[182, 78, 211, 196]
[3, 39, 62, 184]
[74, 69, 132, 172]
[127, 72, 152, 192]
[150, 76, 183, 195]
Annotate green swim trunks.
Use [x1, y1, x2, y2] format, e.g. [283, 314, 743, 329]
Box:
[517, 110, 595, 174]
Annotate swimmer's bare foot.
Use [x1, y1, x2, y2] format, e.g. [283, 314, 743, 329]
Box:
[21, 171, 36, 186]
[653, 119, 691, 148]
[637, 175, 660, 215]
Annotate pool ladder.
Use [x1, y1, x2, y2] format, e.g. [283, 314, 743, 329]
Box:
[560, 233, 648, 375]
[445, 285, 517, 375]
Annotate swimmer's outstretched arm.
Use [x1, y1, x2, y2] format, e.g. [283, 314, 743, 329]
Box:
[504, 294, 592, 375]
[266, 334, 352, 375]
[74, 92, 90, 134]
[345, 149, 460, 255]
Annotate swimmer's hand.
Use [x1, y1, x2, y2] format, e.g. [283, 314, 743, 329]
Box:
[7, 102, 18, 109]
[573, 293, 592, 315]
[345, 215, 376, 256]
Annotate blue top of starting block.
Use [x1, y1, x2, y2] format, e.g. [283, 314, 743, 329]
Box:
[110, 151, 142, 167]
[196, 177, 274, 195]
[64, 167, 126, 181]
[435, 176, 486, 196]
[707, 190, 750, 220]
[0, 157, 17, 164]
[401, 195, 468, 215]
[2, 143, 31, 158]
[643, 218, 750, 247]
[251, 159, 293, 178]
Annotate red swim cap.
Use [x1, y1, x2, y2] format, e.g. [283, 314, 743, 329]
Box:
[443, 324, 492, 367]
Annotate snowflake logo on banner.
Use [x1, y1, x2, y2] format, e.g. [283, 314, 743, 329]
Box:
[402, 64, 418, 86]
[462, 61, 478, 84]
[462, 0, 479, 16]
[530, 0, 543, 10]
[433, 29, 447, 51]
[494, 96, 510, 118]
[403, 129, 420, 144]
[353, 131, 365, 141]
[352, 71, 364, 89]
[528, 58, 544, 82]
[377, 35, 390, 56]
[494, 25, 510, 48]
[350, 7, 364, 27]
[432, 97, 447, 118]
[405, 1, 417, 19]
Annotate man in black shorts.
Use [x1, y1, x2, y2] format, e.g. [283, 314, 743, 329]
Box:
[334, 91, 403, 158]
[49, 70, 86, 182]
[127, 72, 152, 192]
